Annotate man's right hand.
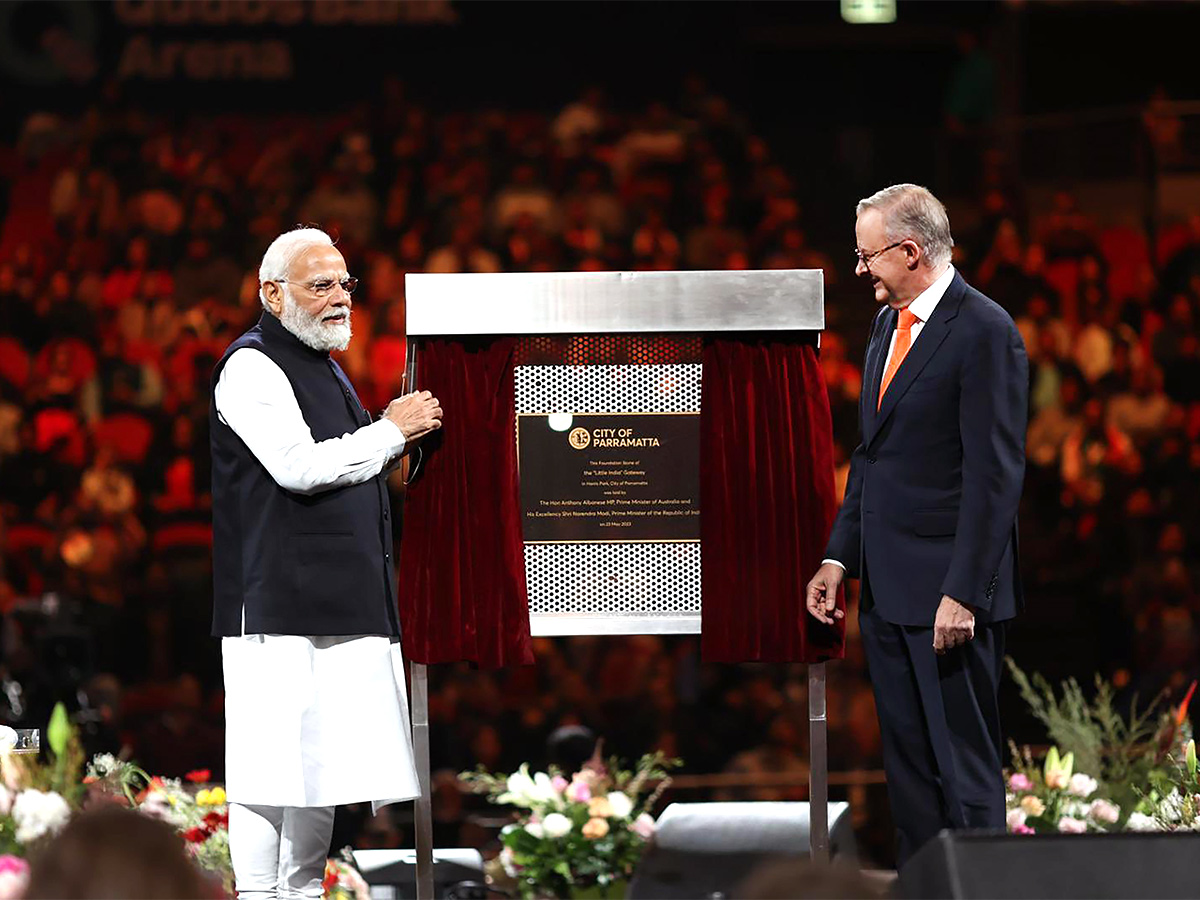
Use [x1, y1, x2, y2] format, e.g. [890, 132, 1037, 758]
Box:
[384, 391, 443, 444]
[805, 562, 845, 624]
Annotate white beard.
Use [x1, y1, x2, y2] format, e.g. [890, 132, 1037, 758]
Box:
[280, 291, 352, 352]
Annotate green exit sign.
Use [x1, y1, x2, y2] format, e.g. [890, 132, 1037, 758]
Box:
[841, 0, 897, 24]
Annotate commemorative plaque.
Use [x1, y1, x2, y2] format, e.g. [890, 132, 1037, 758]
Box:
[518, 412, 700, 543]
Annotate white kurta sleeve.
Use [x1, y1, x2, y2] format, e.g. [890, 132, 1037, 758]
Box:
[214, 347, 405, 496]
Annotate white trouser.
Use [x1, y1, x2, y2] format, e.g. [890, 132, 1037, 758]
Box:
[229, 803, 336, 900]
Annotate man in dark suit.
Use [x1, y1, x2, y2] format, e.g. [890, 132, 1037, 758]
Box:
[806, 184, 1028, 867]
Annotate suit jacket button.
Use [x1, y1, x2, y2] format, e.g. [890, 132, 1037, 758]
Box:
[867, 457, 877, 464]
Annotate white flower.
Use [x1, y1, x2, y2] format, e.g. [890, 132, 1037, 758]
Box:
[1006, 808, 1027, 831]
[1126, 812, 1160, 832]
[497, 765, 562, 809]
[606, 791, 635, 820]
[12, 789, 71, 844]
[1161, 790, 1186, 823]
[89, 753, 118, 777]
[542, 812, 572, 838]
[531, 772, 563, 808]
[499, 847, 518, 878]
[0, 729, 17, 751]
[1087, 799, 1120, 825]
[497, 765, 538, 808]
[1067, 773, 1098, 798]
[524, 821, 544, 839]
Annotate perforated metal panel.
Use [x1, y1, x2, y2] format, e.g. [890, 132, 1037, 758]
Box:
[515, 335, 701, 636]
[523, 543, 700, 615]
[515, 364, 701, 415]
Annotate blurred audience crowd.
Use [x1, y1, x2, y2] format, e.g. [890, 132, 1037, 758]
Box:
[0, 78, 1198, 858]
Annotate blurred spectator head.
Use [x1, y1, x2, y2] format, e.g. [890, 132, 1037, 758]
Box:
[547, 725, 597, 774]
[25, 806, 211, 899]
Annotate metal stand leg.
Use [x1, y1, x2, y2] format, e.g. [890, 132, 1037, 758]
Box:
[808, 662, 829, 863]
[401, 340, 434, 898]
[411, 661, 434, 899]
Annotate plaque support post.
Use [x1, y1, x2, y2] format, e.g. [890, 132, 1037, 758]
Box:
[403, 340, 435, 900]
[808, 662, 829, 863]
[411, 661, 434, 900]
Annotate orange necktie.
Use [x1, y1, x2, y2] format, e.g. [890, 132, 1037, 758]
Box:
[878, 308, 919, 409]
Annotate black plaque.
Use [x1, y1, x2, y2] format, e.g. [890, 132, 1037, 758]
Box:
[518, 413, 700, 543]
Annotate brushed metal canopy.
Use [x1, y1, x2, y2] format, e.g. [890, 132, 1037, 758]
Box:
[405, 268, 824, 336]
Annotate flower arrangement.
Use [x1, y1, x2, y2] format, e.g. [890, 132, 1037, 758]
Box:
[1005, 745, 1120, 834]
[0, 705, 86, 862]
[460, 747, 679, 899]
[323, 850, 372, 900]
[0, 705, 380, 898]
[137, 770, 231, 892]
[1006, 659, 1195, 830]
[0, 704, 231, 896]
[1132, 738, 1200, 833]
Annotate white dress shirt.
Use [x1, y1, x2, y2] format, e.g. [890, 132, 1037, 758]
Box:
[214, 347, 405, 495]
[824, 265, 955, 573]
[214, 345, 420, 810]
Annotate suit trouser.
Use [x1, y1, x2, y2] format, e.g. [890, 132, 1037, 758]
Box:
[858, 588, 1007, 869]
[229, 803, 336, 900]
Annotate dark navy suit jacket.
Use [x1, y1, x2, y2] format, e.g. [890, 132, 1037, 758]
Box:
[824, 271, 1028, 626]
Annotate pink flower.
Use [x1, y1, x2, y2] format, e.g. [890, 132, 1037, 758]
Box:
[566, 778, 591, 804]
[0, 856, 29, 900]
[1067, 773, 1098, 798]
[1088, 799, 1119, 825]
[630, 813, 656, 839]
[1008, 773, 1033, 792]
[551, 775, 569, 794]
[1012, 823, 1035, 835]
[1005, 808, 1027, 831]
[1057, 816, 1087, 834]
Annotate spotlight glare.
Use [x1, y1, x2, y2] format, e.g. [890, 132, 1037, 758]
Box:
[841, 0, 896, 24]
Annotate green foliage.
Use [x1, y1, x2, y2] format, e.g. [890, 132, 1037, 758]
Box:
[46, 704, 70, 759]
[16, 703, 88, 807]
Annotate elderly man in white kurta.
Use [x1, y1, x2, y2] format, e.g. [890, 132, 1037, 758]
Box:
[209, 227, 442, 899]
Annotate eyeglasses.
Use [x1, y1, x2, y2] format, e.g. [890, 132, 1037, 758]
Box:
[854, 241, 904, 269]
[276, 276, 358, 297]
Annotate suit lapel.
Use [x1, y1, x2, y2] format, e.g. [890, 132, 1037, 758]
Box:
[862, 307, 894, 441]
[865, 273, 966, 447]
[328, 358, 372, 426]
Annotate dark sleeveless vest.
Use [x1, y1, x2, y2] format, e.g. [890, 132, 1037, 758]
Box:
[209, 312, 399, 637]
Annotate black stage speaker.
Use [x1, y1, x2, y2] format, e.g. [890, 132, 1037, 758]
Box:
[901, 830, 1200, 899]
[351, 849, 486, 899]
[628, 801, 856, 900]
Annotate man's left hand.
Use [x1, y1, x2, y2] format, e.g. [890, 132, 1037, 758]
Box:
[933, 594, 975, 655]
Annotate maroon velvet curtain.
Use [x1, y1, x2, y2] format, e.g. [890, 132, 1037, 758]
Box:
[700, 337, 844, 663]
[398, 337, 534, 668]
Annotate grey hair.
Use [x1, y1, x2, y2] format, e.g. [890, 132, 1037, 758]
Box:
[257, 227, 335, 310]
[856, 184, 954, 269]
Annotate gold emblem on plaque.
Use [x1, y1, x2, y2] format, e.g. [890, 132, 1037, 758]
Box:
[568, 427, 591, 450]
